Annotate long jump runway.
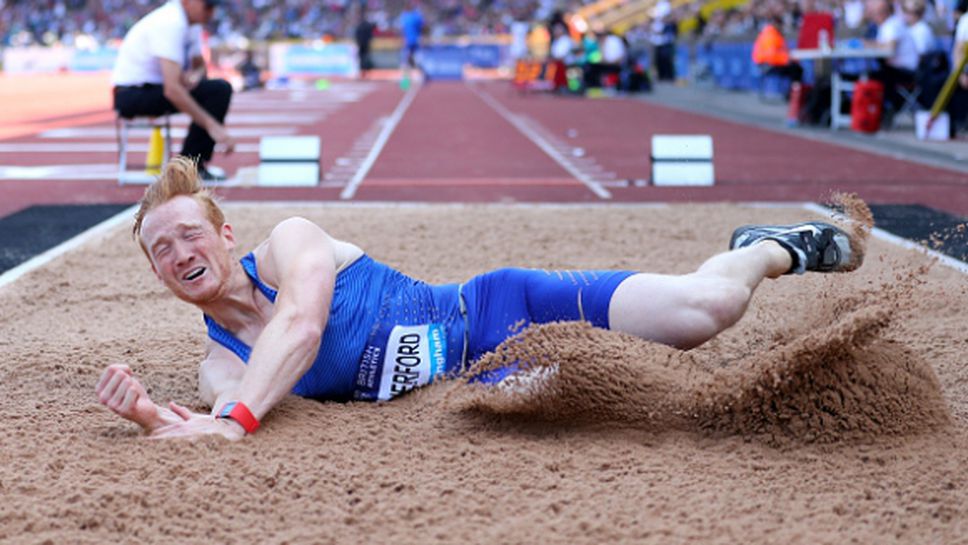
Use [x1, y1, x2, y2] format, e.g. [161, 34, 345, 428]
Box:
[1, 76, 965, 278]
[2, 77, 967, 215]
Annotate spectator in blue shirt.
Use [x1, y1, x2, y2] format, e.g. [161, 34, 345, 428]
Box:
[400, 1, 425, 86]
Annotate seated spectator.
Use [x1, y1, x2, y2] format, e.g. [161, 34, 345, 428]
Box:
[581, 30, 604, 89]
[509, 14, 531, 61]
[894, 0, 946, 109]
[542, 23, 574, 92]
[902, 0, 936, 57]
[237, 50, 263, 91]
[752, 8, 803, 85]
[701, 9, 727, 45]
[650, 0, 678, 81]
[598, 30, 628, 88]
[948, 0, 968, 134]
[843, 0, 867, 29]
[549, 23, 577, 65]
[865, 0, 919, 113]
[623, 22, 654, 93]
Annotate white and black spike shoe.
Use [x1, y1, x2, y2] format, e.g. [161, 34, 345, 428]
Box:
[729, 222, 855, 274]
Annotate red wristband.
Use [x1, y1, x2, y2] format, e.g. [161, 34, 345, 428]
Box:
[216, 401, 260, 434]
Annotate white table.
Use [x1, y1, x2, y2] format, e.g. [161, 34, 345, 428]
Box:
[791, 48, 891, 130]
[789, 47, 891, 61]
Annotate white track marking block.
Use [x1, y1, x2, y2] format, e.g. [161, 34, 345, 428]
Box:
[650, 135, 715, 186]
[258, 136, 320, 186]
[915, 111, 950, 141]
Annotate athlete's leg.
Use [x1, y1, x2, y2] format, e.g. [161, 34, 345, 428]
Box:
[609, 219, 859, 349]
[608, 241, 791, 349]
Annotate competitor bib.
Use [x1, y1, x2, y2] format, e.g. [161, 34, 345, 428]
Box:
[354, 323, 447, 401]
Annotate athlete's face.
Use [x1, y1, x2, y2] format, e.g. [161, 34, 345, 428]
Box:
[140, 195, 236, 305]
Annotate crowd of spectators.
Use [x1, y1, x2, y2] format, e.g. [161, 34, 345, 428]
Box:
[7, 0, 949, 51]
[689, 0, 952, 44]
[0, 0, 552, 49]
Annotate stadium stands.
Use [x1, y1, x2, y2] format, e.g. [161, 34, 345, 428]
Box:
[0, 0, 551, 48]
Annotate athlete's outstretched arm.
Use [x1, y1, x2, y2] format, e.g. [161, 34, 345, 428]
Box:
[197, 342, 246, 411]
[151, 218, 335, 440]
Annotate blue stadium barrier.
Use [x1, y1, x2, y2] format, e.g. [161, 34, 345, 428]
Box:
[675, 47, 690, 80]
[686, 35, 957, 91]
[697, 42, 759, 90]
[283, 44, 356, 77]
[689, 41, 793, 90]
[418, 43, 509, 80]
[464, 44, 504, 69]
[69, 48, 117, 72]
[419, 45, 466, 80]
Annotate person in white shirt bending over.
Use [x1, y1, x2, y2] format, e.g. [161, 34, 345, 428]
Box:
[111, 0, 236, 182]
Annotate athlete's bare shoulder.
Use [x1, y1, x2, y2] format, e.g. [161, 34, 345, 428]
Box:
[249, 217, 364, 279]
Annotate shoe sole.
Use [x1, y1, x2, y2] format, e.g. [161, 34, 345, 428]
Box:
[730, 221, 854, 272]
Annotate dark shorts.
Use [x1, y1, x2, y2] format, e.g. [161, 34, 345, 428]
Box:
[461, 267, 635, 365]
[405, 43, 419, 66]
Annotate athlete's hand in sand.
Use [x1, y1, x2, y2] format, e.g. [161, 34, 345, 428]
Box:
[97, 364, 163, 430]
[149, 413, 245, 442]
[96, 364, 194, 433]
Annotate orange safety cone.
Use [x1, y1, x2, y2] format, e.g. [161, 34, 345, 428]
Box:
[145, 126, 164, 176]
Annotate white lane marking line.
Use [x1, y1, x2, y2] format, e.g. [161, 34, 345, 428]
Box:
[0, 164, 125, 180]
[40, 127, 298, 139]
[233, 86, 376, 103]
[803, 202, 967, 274]
[325, 117, 389, 188]
[340, 86, 419, 199]
[0, 204, 137, 291]
[216, 113, 324, 124]
[469, 84, 611, 199]
[0, 143, 259, 153]
[517, 113, 618, 182]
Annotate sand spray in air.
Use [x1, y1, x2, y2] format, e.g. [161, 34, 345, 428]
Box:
[444, 196, 950, 445]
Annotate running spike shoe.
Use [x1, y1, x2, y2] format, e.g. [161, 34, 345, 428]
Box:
[729, 222, 855, 274]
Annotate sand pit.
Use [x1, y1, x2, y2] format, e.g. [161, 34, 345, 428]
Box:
[1, 203, 966, 544]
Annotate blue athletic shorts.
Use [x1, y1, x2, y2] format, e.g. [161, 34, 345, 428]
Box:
[460, 268, 635, 366]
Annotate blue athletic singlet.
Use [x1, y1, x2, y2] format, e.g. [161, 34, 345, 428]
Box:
[204, 253, 634, 402]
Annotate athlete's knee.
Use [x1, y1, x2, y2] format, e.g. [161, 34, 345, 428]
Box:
[689, 279, 751, 332]
[669, 284, 749, 349]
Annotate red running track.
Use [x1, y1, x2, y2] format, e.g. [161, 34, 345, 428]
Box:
[1, 78, 966, 216]
[473, 81, 968, 214]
